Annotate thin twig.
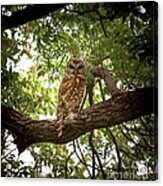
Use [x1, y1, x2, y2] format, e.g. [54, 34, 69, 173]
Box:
[96, 11, 108, 38]
[76, 139, 90, 168]
[87, 81, 95, 179]
[2, 148, 17, 159]
[96, 79, 105, 101]
[80, 89, 88, 109]
[122, 124, 151, 151]
[107, 128, 122, 180]
[65, 151, 74, 178]
[120, 127, 144, 158]
[89, 131, 96, 179]
[89, 131, 107, 179]
[73, 140, 92, 177]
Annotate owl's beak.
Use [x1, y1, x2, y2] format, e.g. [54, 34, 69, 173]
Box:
[74, 69, 77, 76]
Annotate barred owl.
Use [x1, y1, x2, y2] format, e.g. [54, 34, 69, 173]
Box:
[56, 58, 87, 137]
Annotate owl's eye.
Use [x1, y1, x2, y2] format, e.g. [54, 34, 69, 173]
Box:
[78, 64, 84, 69]
[69, 64, 75, 69]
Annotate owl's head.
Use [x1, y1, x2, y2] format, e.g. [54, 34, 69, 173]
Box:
[66, 58, 86, 78]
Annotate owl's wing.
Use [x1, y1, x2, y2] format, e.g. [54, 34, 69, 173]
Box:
[57, 78, 69, 137]
[59, 78, 69, 96]
[58, 78, 72, 96]
[58, 78, 74, 107]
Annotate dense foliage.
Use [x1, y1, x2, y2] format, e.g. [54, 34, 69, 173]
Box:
[1, 2, 157, 180]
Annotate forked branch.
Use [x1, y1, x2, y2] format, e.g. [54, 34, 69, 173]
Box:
[1, 87, 156, 153]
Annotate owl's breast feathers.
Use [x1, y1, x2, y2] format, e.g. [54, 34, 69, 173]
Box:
[58, 76, 86, 107]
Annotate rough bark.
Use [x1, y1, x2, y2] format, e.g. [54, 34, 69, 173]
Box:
[91, 66, 119, 95]
[1, 87, 157, 153]
[2, 4, 69, 31]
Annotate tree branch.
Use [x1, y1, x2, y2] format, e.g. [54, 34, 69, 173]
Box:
[2, 4, 69, 30]
[1, 87, 157, 153]
[91, 66, 120, 95]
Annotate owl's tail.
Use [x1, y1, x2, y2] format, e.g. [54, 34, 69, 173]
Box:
[56, 114, 63, 137]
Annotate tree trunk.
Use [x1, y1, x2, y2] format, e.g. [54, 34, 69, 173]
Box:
[1, 87, 157, 153]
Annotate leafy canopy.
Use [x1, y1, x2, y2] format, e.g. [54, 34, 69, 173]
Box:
[1, 2, 157, 180]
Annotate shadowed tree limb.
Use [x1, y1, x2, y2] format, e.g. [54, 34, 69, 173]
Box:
[1, 87, 157, 153]
[2, 4, 69, 31]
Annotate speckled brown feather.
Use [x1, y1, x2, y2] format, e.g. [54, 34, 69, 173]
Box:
[56, 58, 87, 137]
